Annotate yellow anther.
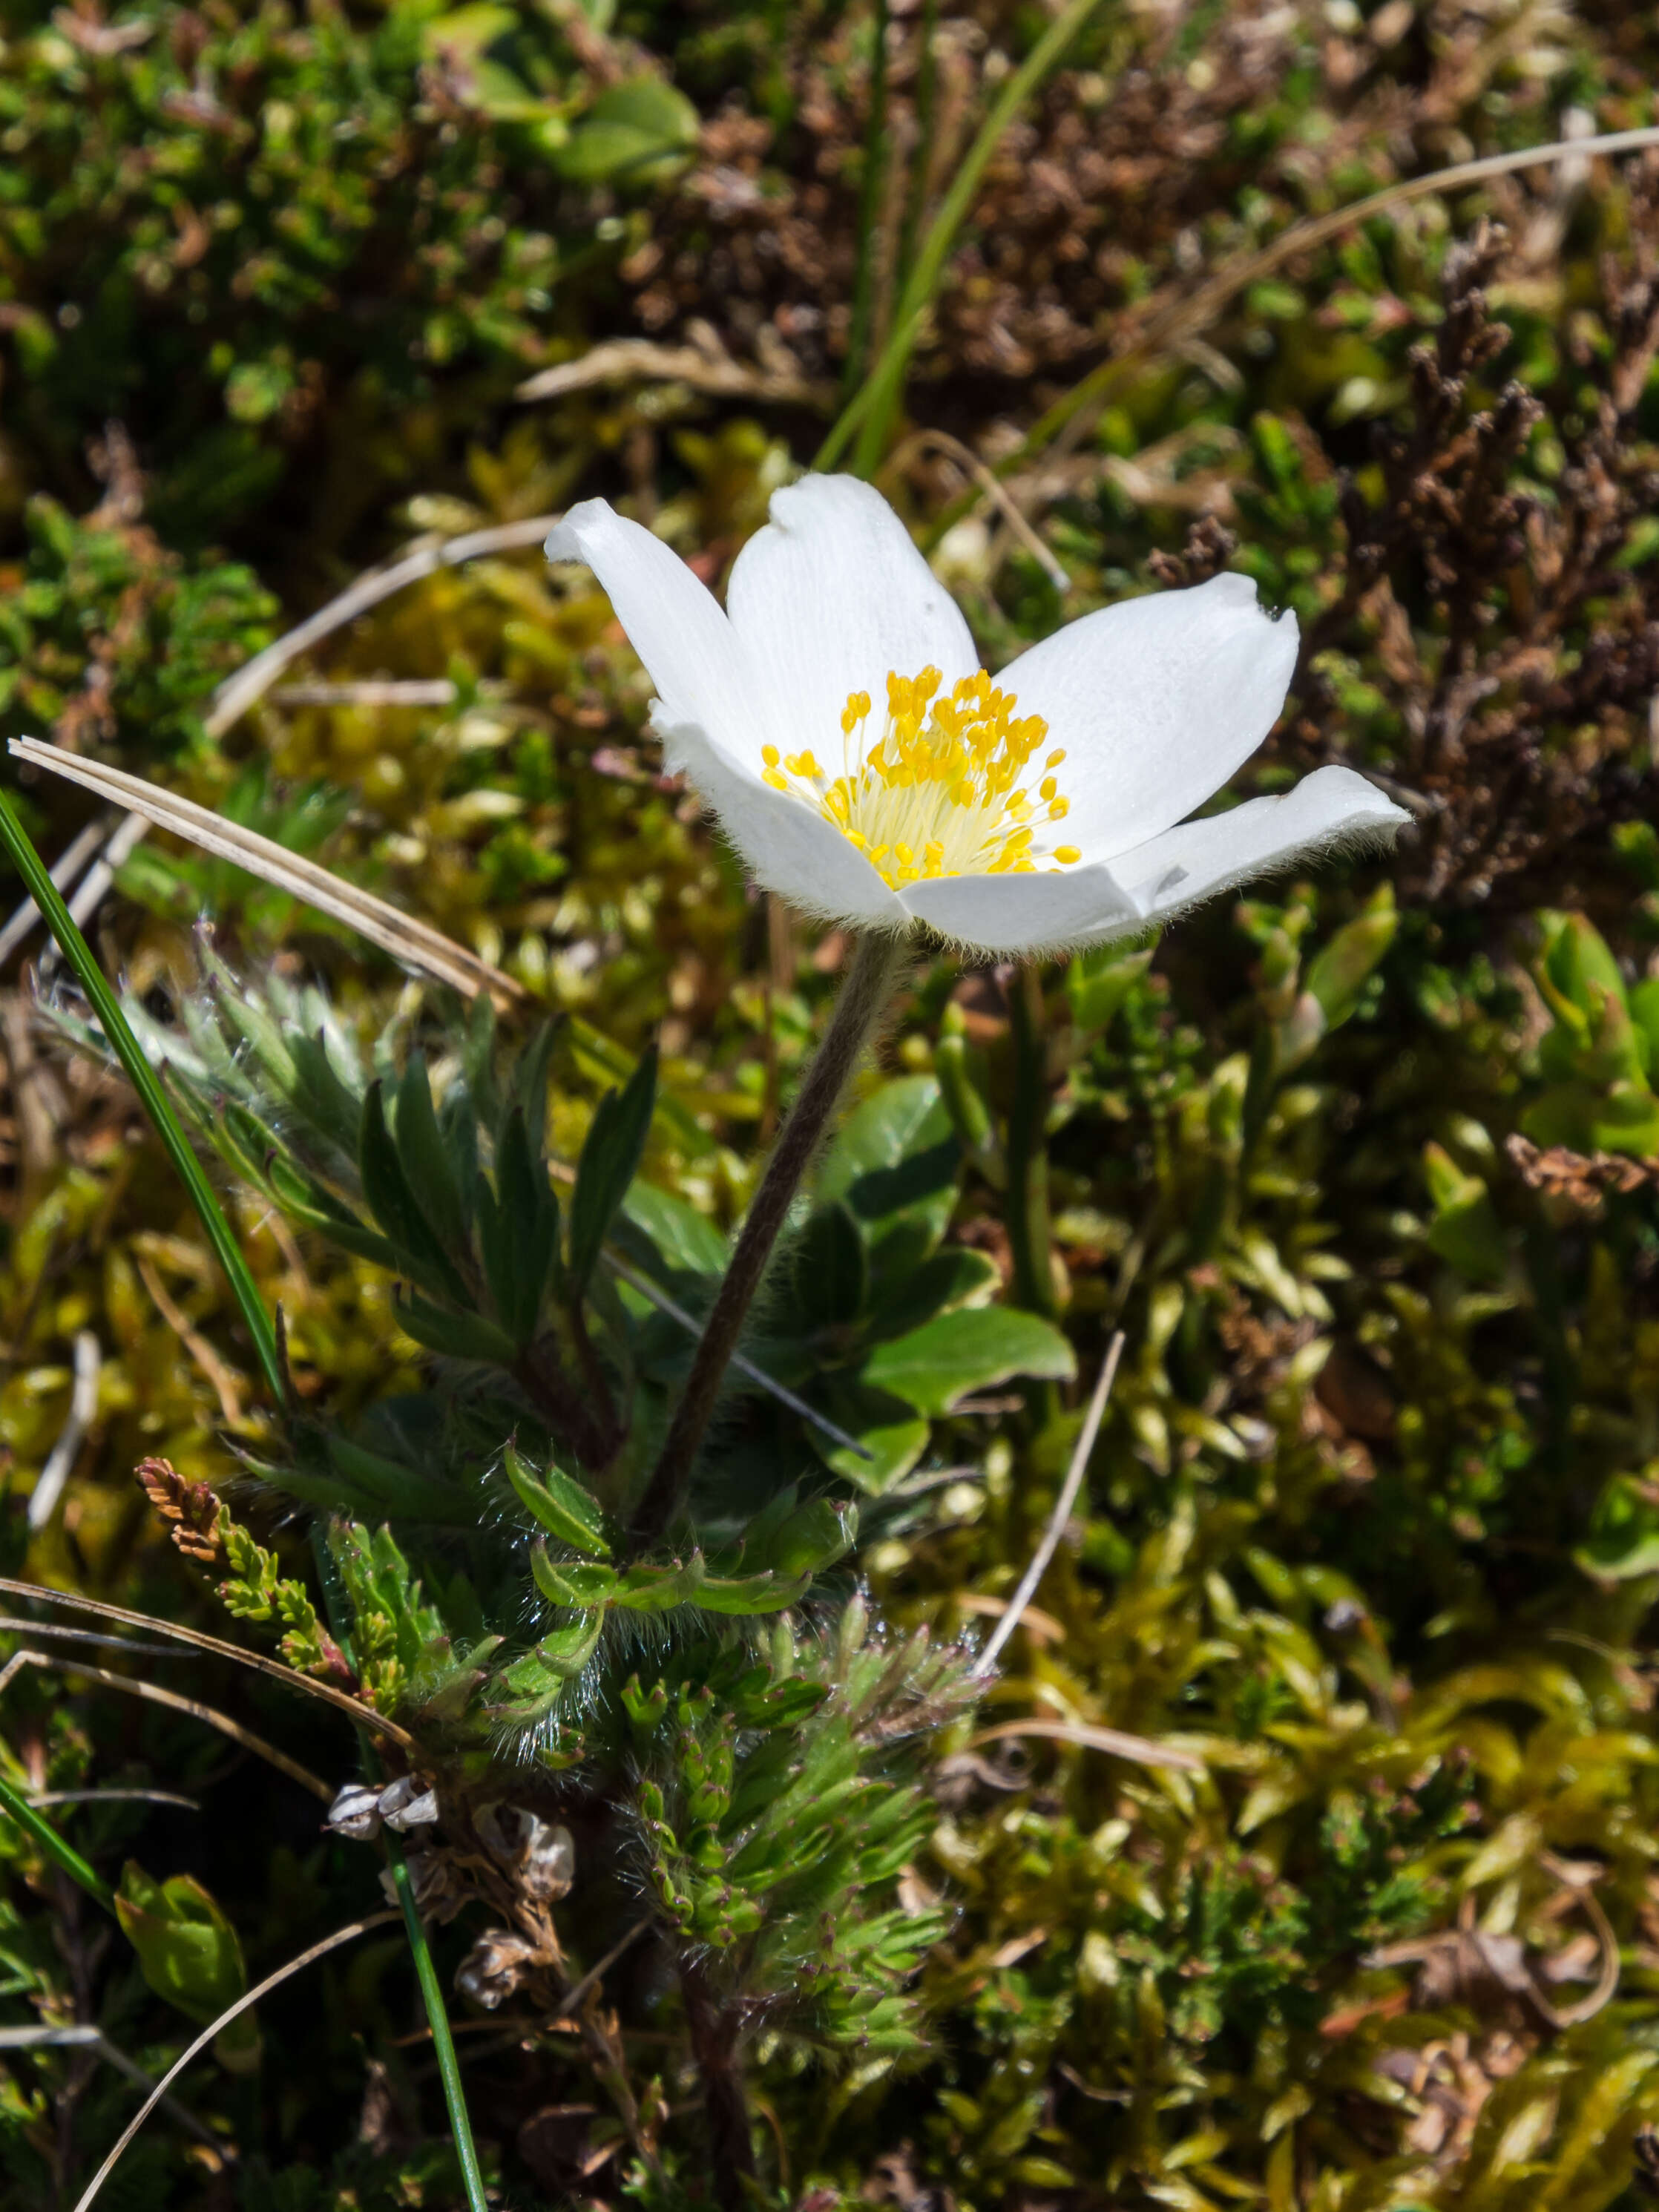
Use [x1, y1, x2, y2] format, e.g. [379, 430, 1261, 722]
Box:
[764, 662, 1077, 890]
[1054, 845, 1081, 864]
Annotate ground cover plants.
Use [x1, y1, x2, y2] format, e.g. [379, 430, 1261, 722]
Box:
[6, 0, 1659, 2207]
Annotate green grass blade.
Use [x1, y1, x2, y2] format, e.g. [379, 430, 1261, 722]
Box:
[816, 0, 1108, 477]
[0, 1767, 117, 1914]
[0, 792, 283, 1405]
[385, 1831, 489, 2212]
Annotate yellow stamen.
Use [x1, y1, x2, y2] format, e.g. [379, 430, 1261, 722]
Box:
[760, 665, 1080, 890]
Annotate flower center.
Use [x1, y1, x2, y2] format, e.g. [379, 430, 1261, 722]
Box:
[758, 666, 1082, 890]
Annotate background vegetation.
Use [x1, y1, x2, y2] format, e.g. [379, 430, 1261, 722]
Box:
[5, 0, 1659, 2205]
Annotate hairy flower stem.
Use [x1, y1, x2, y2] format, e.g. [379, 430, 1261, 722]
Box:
[1007, 962, 1060, 1435]
[631, 930, 908, 1549]
[680, 1955, 755, 2209]
[1007, 962, 1056, 1319]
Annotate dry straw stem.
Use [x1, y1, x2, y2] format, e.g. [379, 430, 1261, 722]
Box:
[0, 1577, 417, 1750]
[3, 813, 154, 965]
[203, 514, 562, 741]
[516, 327, 835, 410]
[880, 428, 1071, 590]
[70, 1911, 401, 2212]
[132, 1253, 245, 1425]
[0, 1617, 201, 1660]
[0, 2026, 223, 2154]
[25, 1326, 100, 1531]
[970, 1716, 1205, 1776]
[273, 678, 464, 707]
[10, 740, 522, 1008]
[3, 516, 560, 966]
[973, 1331, 1123, 1677]
[0, 1649, 332, 1802]
[31, 1788, 200, 1811]
[0, 814, 109, 967]
[1014, 122, 1659, 480]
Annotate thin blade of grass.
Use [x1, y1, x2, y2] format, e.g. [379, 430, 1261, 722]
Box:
[0, 790, 283, 1404]
[818, 0, 1108, 476]
[0, 1765, 116, 1914]
[385, 1831, 490, 2212]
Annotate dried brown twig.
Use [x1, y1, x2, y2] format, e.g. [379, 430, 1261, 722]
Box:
[1286, 211, 1659, 907]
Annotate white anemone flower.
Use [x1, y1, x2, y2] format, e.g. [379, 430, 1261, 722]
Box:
[548, 473, 1407, 957]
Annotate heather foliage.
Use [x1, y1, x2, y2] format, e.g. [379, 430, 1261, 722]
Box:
[4, 3, 1659, 2208]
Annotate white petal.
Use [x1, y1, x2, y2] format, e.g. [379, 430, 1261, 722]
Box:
[1116, 766, 1410, 922]
[899, 864, 1139, 959]
[724, 475, 979, 774]
[1003, 573, 1300, 859]
[546, 500, 763, 764]
[659, 716, 908, 932]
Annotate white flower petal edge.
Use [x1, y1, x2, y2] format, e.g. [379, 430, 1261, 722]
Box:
[1003, 571, 1301, 860]
[724, 476, 979, 776]
[660, 720, 907, 931]
[899, 767, 1407, 956]
[546, 499, 764, 768]
[899, 863, 1137, 959]
[1114, 765, 1409, 925]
